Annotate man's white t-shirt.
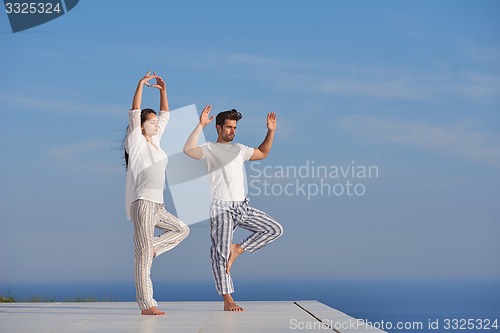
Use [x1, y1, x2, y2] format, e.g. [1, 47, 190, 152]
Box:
[125, 109, 170, 220]
[200, 142, 254, 201]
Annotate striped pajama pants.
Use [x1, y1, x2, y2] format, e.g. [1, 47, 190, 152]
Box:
[209, 198, 283, 295]
[131, 199, 190, 310]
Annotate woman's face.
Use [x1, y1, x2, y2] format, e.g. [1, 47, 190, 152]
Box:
[141, 113, 159, 137]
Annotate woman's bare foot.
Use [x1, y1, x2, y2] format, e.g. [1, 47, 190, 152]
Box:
[141, 306, 165, 316]
[226, 244, 244, 274]
[223, 294, 244, 311]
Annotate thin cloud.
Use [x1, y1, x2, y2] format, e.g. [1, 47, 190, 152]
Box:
[339, 115, 500, 168]
[173, 51, 500, 102]
[0, 92, 122, 115]
[49, 140, 110, 159]
[464, 43, 500, 64]
[48, 140, 123, 174]
[457, 72, 500, 99]
[314, 76, 422, 100]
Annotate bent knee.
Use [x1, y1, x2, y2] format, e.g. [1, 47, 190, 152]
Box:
[271, 221, 283, 239]
[181, 224, 190, 238]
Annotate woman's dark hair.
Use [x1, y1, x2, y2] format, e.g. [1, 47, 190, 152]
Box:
[215, 109, 242, 128]
[124, 108, 157, 170]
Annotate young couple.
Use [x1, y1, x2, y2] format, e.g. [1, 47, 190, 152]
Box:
[124, 71, 283, 315]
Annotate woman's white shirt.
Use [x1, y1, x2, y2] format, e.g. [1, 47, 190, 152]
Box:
[124, 109, 170, 220]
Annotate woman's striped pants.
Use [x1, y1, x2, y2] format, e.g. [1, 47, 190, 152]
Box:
[131, 199, 190, 310]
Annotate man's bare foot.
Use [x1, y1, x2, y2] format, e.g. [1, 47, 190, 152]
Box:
[141, 306, 165, 316]
[226, 244, 244, 274]
[223, 294, 244, 312]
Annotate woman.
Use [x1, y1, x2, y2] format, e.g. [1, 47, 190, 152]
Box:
[124, 71, 189, 315]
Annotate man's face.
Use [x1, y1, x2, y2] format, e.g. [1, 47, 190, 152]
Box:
[217, 119, 237, 142]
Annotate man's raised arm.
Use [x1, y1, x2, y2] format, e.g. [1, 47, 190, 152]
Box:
[250, 112, 276, 161]
[183, 105, 214, 160]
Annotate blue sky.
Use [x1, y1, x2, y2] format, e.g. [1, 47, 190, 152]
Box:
[0, 0, 499, 288]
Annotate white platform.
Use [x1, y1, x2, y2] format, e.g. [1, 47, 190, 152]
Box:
[0, 300, 387, 333]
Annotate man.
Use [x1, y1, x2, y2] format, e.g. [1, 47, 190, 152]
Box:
[183, 106, 283, 311]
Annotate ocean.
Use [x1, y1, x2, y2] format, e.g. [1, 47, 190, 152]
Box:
[1, 279, 498, 333]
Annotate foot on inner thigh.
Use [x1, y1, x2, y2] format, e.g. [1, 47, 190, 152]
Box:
[226, 243, 244, 274]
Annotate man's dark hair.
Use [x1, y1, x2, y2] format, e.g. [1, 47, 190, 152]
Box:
[216, 109, 242, 128]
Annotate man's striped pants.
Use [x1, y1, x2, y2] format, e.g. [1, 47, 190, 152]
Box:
[209, 198, 283, 295]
